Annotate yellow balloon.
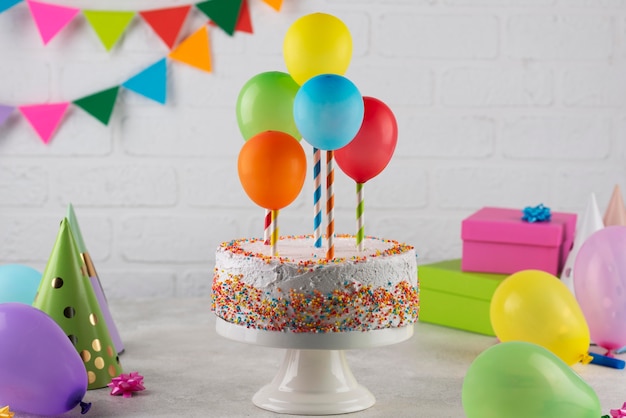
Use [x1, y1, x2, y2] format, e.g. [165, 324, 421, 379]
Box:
[283, 13, 352, 86]
[490, 270, 590, 366]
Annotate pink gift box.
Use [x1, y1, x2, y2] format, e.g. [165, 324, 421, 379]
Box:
[461, 207, 577, 276]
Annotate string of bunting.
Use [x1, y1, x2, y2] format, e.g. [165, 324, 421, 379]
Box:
[0, 0, 284, 144]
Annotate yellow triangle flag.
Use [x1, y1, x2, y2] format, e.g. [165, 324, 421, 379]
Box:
[262, 0, 282, 11]
[168, 25, 211, 73]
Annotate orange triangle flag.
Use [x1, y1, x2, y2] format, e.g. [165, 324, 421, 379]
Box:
[168, 25, 211, 73]
[139, 5, 191, 49]
[262, 0, 282, 11]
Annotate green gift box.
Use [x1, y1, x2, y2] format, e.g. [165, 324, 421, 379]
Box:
[419, 259, 508, 336]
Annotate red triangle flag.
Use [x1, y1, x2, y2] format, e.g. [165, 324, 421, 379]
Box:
[139, 5, 191, 49]
[209, 0, 252, 34]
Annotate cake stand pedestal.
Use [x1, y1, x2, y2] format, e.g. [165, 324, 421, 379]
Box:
[216, 317, 414, 415]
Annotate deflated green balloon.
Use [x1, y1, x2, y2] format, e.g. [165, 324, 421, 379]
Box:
[236, 71, 301, 141]
[462, 341, 600, 418]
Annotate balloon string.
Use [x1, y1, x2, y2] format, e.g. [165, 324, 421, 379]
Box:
[313, 147, 322, 248]
[356, 182, 364, 251]
[326, 150, 334, 260]
[263, 208, 271, 245]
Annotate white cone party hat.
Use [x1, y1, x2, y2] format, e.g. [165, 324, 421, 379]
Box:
[560, 193, 604, 297]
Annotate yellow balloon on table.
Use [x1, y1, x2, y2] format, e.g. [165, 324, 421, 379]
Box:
[283, 13, 353, 85]
[490, 269, 590, 366]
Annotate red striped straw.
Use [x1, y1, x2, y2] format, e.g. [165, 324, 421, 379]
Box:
[263, 208, 271, 245]
[326, 150, 335, 259]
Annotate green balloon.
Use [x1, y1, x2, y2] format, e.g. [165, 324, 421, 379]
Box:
[236, 71, 301, 141]
[462, 341, 600, 418]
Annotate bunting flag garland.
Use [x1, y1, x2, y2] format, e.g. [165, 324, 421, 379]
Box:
[26, 0, 79, 45]
[122, 58, 168, 104]
[0, 0, 286, 144]
[262, 0, 283, 11]
[18, 102, 69, 144]
[0, 0, 21, 13]
[83, 10, 136, 51]
[0, 105, 13, 126]
[196, 0, 243, 36]
[73, 87, 120, 126]
[139, 5, 191, 49]
[168, 25, 212, 73]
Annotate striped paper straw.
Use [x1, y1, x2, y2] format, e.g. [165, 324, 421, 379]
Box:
[356, 183, 364, 251]
[313, 148, 322, 248]
[326, 150, 335, 259]
[263, 208, 272, 245]
[270, 209, 279, 256]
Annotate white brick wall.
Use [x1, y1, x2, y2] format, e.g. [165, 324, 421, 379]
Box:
[0, 0, 625, 299]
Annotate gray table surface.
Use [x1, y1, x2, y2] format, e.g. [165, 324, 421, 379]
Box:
[16, 299, 626, 417]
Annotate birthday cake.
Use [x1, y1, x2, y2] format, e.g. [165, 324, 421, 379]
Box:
[212, 234, 418, 333]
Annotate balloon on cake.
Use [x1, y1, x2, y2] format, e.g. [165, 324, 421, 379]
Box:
[283, 12, 356, 253]
[235, 70, 301, 245]
[335, 96, 398, 251]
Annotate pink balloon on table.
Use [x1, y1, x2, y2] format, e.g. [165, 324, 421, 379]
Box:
[574, 225, 626, 355]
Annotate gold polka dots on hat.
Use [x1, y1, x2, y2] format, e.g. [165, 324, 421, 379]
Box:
[33, 218, 123, 390]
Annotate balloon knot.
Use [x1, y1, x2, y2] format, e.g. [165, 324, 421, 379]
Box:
[580, 352, 593, 365]
[80, 401, 92, 414]
[521, 203, 551, 222]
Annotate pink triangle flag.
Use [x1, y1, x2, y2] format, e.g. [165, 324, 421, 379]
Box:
[19, 102, 69, 144]
[26, 0, 79, 45]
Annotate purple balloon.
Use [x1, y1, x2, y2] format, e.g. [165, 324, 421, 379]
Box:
[574, 226, 626, 353]
[0, 303, 90, 416]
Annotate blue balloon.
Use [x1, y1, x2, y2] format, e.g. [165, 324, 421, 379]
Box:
[293, 74, 364, 150]
[0, 264, 42, 304]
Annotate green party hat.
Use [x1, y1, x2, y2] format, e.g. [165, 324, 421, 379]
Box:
[33, 218, 123, 389]
[66, 203, 125, 354]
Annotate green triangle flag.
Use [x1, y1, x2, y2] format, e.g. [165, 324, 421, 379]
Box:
[83, 10, 135, 51]
[195, 0, 243, 36]
[73, 86, 119, 125]
[33, 218, 123, 390]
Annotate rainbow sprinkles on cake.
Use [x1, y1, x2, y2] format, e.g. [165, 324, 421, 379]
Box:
[211, 12, 419, 335]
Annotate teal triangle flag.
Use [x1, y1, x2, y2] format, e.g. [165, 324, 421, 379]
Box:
[122, 58, 167, 104]
[1, 0, 22, 13]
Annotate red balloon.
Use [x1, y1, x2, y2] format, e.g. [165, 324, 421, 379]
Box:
[335, 96, 397, 183]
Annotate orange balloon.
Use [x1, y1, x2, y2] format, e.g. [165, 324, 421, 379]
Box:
[238, 131, 307, 210]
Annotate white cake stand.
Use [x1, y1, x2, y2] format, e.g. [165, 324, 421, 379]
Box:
[216, 317, 414, 415]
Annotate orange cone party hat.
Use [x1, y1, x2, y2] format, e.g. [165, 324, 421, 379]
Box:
[33, 218, 123, 389]
[604, 184, 626, 226]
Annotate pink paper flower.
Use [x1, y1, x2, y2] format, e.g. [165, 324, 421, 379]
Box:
[610, 402, 626, 417]
[108, 372, 145, 398]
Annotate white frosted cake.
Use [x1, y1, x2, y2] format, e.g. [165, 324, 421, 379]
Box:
[212, 234, 419, 333]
